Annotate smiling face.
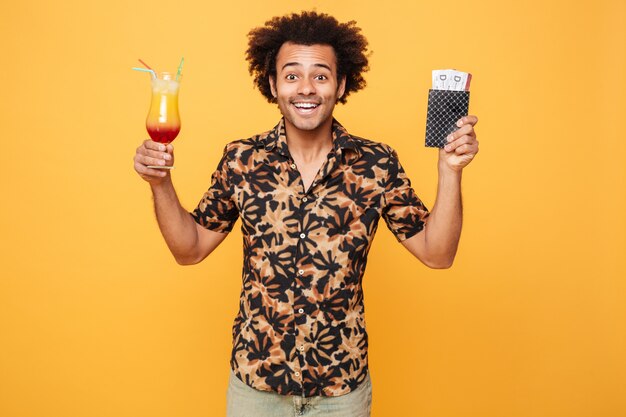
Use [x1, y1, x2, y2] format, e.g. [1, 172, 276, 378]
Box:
[269, 42, 346, 134]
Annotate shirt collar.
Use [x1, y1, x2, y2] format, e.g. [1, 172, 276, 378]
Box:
[264, 117, 361, 163]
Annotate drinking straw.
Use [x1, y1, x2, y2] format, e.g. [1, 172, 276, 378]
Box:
[138, 59, 154, 71]
[175, 57, 184, 81]
[132, 67, 156, 79]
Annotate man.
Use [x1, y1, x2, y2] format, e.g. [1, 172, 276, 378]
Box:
[133, 11, 478, 417]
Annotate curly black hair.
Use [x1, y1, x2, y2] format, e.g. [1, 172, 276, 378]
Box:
[245, 11, 371, 104]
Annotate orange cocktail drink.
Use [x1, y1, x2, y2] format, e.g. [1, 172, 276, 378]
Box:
[146, 72, 181, 144]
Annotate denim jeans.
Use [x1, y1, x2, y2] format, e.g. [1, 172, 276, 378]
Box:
[226, 370, 372, 417]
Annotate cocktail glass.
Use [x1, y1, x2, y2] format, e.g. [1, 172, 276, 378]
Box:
[146, 72, 181, 169]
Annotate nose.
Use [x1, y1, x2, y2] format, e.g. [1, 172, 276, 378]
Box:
[298, 77, 316, 96]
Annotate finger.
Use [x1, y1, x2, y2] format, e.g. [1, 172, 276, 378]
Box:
[447, 125, 474, 142]
[454, 142, 479, 155]
[140, 148, 172, 161]
[135, 162, 167, 177]
[166, 144, 174, 153]
[135, 153, 167, 167]
[454, 143, 470, 155]
[456, 115, 479, 127]
[144, 140, 168, 152]
[447, 129, 474, 147]
[445, 135, 475, 152]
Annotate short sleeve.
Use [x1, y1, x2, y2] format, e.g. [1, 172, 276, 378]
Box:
[190, 145, 239, 233]
[381, 146, 430, 242]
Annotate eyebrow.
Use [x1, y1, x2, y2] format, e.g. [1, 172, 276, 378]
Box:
[281, 62, 332, 72]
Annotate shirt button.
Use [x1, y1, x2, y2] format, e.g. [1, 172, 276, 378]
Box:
[290, 163, 297, 169]
[302, 197, 308, 202]
[299, 345, 305, 351]
[298, 308, 304, 314]
[298, 269, 304, 275]
[294, 371, 300, 377]
[299, 233, 306, 239]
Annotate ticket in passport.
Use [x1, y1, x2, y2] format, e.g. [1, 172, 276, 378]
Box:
[432, 69, 472, 91]
[425, 69, 472, 148]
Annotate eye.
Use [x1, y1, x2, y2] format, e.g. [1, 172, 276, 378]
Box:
[286, 74, 297, 81]
[315, 75, 328, 81]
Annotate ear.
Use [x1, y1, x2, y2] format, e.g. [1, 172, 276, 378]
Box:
[269, 75, 277, 98]
[337, 75, 346, 100]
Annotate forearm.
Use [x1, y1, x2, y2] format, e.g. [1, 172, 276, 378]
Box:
[150, 179, 200, 264]
[424, 162, 463, 267]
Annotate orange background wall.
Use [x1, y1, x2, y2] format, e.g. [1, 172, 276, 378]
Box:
[1, 0, 625, 416]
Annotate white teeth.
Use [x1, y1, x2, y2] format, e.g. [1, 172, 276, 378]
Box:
[293, 103, 318, 109]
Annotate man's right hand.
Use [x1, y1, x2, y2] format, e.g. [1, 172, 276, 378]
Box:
[134, 140, 174, 185]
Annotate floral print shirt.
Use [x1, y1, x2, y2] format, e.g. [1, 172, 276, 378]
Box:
[191, 118, 430, 397]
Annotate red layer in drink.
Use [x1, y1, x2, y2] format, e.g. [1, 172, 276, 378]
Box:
[147, 125, 180, 144]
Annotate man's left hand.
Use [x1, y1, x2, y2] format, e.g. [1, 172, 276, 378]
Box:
[439, 115, 479, 172]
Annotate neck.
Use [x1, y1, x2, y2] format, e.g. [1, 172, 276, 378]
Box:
[284, 117, 334, 163]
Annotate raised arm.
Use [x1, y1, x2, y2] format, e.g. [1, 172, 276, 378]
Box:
[401, 115, 479, 269]
[134, 140, 228, 265]
[401, 167, 462, 268]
